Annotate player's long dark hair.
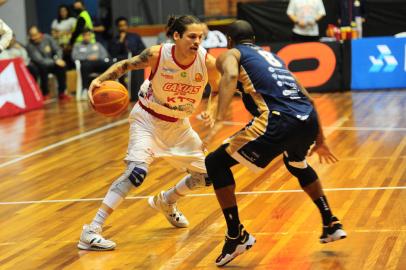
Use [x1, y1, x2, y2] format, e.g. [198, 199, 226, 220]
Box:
[166, 15, 201, 38]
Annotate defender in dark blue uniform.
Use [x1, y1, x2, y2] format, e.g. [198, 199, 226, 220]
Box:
[204, 20, 346, 267]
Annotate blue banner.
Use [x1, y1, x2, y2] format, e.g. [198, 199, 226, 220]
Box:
[351, 37, 406, 90]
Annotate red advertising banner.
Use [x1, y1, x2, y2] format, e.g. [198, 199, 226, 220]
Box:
[0, 58, 43, 118]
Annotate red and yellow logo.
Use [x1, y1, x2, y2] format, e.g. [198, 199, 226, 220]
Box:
[163, 83, 201, 95]
[194, 73, 203, 82]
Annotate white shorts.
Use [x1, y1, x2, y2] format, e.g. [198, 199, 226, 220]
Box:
[125, 103, 206, 173]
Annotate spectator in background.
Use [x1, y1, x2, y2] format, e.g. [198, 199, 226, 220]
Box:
[51, 5, 76, 49]
[0, 18, 12, 53]
[0, 35, 39, 82]
[93, 17, 110, 49]
[109, 16, 146, 101]
[337, 0, 365, 27]
[156, 30, 173, 45]
[201, 23, 227, 49]
[70, 0, 95, 46]
[92, 0, 113, 49]
[27, 26, 70, 101]
[51, 4, 76, 68]
[337, 0, 365, 38]
[72, 28, 111, 99]
[287, 0, 326, 42]
[109, 16, 145, 60]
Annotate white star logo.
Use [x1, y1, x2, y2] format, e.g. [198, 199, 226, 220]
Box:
[0, 62, 26, 109]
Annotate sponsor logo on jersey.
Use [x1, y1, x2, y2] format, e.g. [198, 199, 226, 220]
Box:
[166, 96, 197, 103]
[282, 89, 298, 96]
[283, 81, 297, 88]
[163, 83, 201, 95]
[162, 67, 178, 74]
[194, 73, 203, 82]
[160, 73, 174, 79]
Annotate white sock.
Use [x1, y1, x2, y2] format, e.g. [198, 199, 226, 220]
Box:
[90, 190, 125, 228]
[91, 208, 110, 228]
[163, 175, 192, 204]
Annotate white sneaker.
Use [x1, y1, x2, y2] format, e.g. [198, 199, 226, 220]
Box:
[148, 191, 189, 228]
[77, 224, 116, 251]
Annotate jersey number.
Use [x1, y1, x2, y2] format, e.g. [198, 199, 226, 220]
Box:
[258, 50, 283, 68]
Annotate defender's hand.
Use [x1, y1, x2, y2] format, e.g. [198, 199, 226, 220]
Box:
[200, 111, 214, 128]
[203, 121, 224, 147]
[309, 143, 338, 164]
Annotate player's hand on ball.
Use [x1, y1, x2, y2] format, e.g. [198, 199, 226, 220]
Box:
[88, 78, 102, 104]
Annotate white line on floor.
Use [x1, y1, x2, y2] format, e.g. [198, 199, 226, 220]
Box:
[224, 120, 406, 131]
[0, 119, 128, 169]
[0, 186, 404, 205]
[1, 117, 405, 170]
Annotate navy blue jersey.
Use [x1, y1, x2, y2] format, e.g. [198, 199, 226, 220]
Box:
[235, 43, 313, 120]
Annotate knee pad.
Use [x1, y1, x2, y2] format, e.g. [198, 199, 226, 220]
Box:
[110, 162, 148, 196]
[283, 155, 318, 187]
[127, 162, 148, 187]
[185, 172, 211, 190]
[205, 145, 238, 189]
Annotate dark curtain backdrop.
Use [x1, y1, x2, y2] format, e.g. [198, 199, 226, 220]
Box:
[363, 0, 406, 36]
[237, 0, 405, 43]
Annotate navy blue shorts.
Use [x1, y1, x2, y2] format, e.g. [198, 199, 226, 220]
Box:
[224, 109, 319, 172]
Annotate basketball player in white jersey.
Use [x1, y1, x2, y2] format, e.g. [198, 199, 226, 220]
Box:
[78, 15, 220, 250]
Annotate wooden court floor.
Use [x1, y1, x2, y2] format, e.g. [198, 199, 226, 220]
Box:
[0, 91, 405, 270]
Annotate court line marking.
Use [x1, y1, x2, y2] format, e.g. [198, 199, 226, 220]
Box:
[326, 126, 406, 131]
[1, 117, 405, 169]
[223, 120, 406, 131]
[1, 228, 405, 246]
[0, 119, 128, 169]
[0, 186, 405, 205]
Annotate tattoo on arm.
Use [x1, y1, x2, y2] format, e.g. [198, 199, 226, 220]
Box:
[98, 61, 128, 81]
[98, 48, 152, 82]
[129, 48, 152, 69]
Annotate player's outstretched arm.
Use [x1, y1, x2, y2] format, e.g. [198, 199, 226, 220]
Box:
[293, 74, 339, 164]
[201, 54, 221, 127]
[204, 49, 240, 144]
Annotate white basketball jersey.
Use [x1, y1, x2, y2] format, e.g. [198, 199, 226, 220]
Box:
[138, 43, 208, 119]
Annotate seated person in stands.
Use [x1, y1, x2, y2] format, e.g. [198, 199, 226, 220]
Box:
[156, 30, 173, 45]
[109, 16, 146, 60]
[27, 26, 70, 101]
[109, 16, 146, 101]
[201, 23, 227, 49]
[72, 28, 112, 99]
[0, 18, 12, 53]
[0, 35, 39, 82]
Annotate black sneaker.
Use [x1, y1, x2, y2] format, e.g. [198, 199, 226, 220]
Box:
[215, 224, 256, 267]
[320, 216, 347, 243]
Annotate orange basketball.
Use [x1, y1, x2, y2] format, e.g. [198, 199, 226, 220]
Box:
[92, 81, 129, 117]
